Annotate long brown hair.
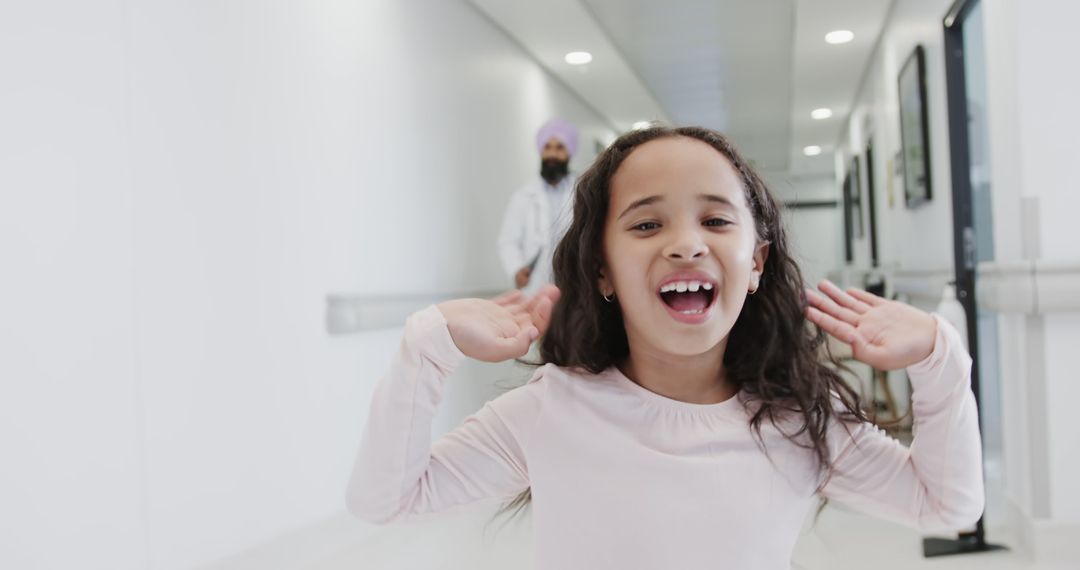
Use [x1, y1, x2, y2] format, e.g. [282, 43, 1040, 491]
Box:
[499, 126, 867, 518]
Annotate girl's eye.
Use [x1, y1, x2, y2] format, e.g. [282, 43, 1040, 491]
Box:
[631, 221, 660, 232]
[704, 218, 732, 227]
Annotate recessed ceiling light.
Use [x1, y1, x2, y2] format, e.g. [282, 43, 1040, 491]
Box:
[825, 30, 854, 44]
[803, 145, 823, 156]
[632, 121, 652, 130]
[564, 51, 593, 65]
[811, 108, 833, 120]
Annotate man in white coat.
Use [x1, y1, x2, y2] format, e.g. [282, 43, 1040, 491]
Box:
[497, 118, 580, 294]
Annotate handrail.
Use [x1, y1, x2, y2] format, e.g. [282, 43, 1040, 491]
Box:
[977, 260, 1080, 314]
[325, 289, 506, 334]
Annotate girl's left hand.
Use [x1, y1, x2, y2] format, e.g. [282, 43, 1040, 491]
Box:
[805, 280, 937, 371]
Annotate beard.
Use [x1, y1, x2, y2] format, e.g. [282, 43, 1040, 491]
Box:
[540, 158, 570, 185]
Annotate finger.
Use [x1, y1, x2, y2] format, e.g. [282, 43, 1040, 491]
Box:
[522, 284, 560, 317]
[484, 307, 522, 337]
[530, 295, 555, 336]
[500, 295, 532, 315]
[806, 306, 868, 349]
[495, 325, 538, 358]
[527, 284, 561, 308]
[817, 280, 872, 314]
[846, 287, 886, 307]
[512, 312, 533, 328]
[501, 286, 561, 338]
[805, 288, 861, 326]
[493, 290, 525, 306]
[508, 294, 553, 331]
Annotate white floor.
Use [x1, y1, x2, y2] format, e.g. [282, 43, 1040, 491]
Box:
[203, 498, 1071, 570]
[203, 456, 1074, 570]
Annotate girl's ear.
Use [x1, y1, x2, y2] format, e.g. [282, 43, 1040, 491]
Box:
[597, 266, 613, 297]
[749, 242, 770, 292]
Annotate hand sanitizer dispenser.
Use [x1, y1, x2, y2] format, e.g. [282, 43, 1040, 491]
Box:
[935, 283, 969, 350]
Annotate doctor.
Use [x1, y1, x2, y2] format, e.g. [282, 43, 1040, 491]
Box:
[497, 118, 579, 294]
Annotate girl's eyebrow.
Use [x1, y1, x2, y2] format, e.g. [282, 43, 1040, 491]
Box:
[617, 194, 735, 220]
[617, 195, 662, 220]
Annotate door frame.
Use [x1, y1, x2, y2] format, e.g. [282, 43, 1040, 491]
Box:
[936, 0, 1006, 556]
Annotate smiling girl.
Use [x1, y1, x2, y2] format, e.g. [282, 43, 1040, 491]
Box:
[346, 126, 983, 569]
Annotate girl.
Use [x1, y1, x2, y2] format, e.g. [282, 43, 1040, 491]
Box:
[347, 126, 983, 569]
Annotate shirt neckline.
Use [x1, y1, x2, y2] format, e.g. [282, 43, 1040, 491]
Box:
[605, 365, 745, 417]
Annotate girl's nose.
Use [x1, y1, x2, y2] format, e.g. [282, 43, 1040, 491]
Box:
[663, 228, 709, 260]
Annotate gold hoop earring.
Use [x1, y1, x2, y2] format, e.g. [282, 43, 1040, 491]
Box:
[749, 274, 762, 295]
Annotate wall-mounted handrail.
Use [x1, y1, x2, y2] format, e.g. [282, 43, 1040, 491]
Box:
[326, 289, 506, 334]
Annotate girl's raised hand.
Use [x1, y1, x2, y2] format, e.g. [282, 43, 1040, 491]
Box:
[436, 284, 561, 363]
[805, 280, 937, 371]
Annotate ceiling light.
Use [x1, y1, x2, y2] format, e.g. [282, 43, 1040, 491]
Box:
[803, 145, 823, 156]
[632, 121, 652, 130]
[564, 51, 593, 65]
[825, 30, 854, 44]
[811, 108, 833, 120]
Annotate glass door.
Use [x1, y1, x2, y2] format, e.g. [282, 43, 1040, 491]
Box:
[935, 0, 1008, 556]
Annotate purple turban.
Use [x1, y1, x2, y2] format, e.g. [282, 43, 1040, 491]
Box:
[536, 118, 579, 157]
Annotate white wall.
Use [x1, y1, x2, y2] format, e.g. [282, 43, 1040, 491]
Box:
[0, 0, 614, 568]
[982, 0, 1080, 536]
[839, 0, 955, 279]
[766, 174, 843, 289]
[1010, 0, 1080, 526]
[0, 2, 148, 568]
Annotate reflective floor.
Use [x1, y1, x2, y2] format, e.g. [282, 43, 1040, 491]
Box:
[204, 459, 1070, 570]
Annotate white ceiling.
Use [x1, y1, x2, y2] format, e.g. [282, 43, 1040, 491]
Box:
[467, 0, 894, 178]
[468, 0, 671, 132]
[788, 0, 894, 176]
[582, 0, 795, 173]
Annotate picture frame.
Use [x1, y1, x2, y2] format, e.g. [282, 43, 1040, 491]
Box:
[842, 170, 853, 263]
[849, 156, 864, 239]
[842, 157, 863, 265]
[898, 45, 932, 208]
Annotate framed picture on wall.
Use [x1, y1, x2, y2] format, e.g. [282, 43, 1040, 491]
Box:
[898, 45, 932, 208]
[842, 171, 853, 263]
[849, 156, 864, 239]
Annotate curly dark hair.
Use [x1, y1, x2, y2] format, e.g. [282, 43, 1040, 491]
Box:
[498, 125, 867, 518]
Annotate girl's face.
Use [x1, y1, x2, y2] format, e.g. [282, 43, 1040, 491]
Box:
[600, 137, 768, 358]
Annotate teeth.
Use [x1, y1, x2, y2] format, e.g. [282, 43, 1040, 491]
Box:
[659, 280, 715, 293]
[678, 309, 705, 314]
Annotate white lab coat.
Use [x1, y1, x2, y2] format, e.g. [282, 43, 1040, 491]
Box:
[496, 175, 576, 295]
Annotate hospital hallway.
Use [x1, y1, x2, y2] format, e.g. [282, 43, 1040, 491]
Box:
[2, 1, 1078, 569]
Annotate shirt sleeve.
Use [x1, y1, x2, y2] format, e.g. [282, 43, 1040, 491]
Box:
[345, 305, 546, 524]
[821, 314, 985, 532]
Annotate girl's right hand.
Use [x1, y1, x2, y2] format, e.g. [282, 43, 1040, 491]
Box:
[436, 285, 560, 363]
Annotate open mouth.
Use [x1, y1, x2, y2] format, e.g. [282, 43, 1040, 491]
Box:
[658, 279, 716, 315]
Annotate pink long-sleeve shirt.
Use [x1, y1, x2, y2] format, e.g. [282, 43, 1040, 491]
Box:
[347, 306, 984, 569]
